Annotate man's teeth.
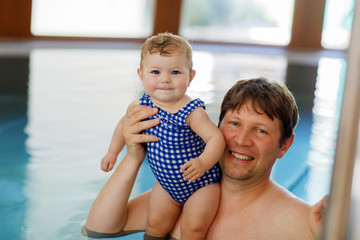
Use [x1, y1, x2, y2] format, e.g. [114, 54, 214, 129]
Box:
[231, 151, 254, 161]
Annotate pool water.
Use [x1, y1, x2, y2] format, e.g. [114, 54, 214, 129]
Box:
[0, 43, 346, 240]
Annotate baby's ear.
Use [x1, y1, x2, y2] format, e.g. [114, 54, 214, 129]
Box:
[137, 68, 143, 80]
[189, 70, 196, 85]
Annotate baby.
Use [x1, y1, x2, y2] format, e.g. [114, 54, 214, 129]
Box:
[101, 32, 225, 240]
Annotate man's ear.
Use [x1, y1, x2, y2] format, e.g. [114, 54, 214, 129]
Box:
[137, 68, 143, 80]
[277, 134, 295, 159]
[188, 70, 196, 86]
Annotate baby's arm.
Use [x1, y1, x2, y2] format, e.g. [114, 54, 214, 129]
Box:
[101, 118, 125, 172]
[101, 100, 139, 172]
[180, 107, 225, 182]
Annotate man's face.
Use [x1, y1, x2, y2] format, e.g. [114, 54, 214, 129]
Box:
[218, 100, 294, 185]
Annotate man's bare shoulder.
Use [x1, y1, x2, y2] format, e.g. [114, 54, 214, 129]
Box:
[270, 182, 312, 234]
[207, 182, 314, 240]
[272, 182, 310, 211]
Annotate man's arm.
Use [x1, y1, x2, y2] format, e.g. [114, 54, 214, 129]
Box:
[85, 105, 160, 233]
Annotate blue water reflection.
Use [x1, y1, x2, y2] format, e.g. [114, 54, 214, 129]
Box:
[306, 58, 346, 204]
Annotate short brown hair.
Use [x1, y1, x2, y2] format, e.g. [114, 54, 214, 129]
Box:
[219, 77, 299, 146]
[139, 32, 193, 70]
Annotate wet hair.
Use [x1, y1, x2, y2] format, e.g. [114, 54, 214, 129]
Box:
[219, 77, 299, 146]
[139, 32, 193, 70]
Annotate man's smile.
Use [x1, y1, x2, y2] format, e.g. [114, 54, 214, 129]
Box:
[229, 150, 255, 161]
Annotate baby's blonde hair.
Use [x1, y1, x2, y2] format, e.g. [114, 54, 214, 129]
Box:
[140, 32, 193, 70]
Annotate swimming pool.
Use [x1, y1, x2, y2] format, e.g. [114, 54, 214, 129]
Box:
[0, 43, 345, 239]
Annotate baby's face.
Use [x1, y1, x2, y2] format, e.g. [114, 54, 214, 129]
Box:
[138, 51, 195, 108]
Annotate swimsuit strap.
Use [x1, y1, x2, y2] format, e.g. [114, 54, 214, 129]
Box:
[139, 93, 205, 125]
[139, 93, 153, 107]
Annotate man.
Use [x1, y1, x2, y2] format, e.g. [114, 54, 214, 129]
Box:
[83, 78, 326, 239]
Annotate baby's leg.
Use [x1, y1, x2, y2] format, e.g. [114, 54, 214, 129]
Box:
[146, 181, 182, 238]
[180, 183, 220, 240]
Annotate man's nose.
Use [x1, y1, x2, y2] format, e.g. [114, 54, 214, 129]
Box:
[234, 129, 253, 146]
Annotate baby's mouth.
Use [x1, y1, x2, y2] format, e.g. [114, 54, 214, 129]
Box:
[230, 151, 254, 161]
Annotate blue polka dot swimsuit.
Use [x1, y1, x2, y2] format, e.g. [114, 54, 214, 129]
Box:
[139, 93, 221, 204]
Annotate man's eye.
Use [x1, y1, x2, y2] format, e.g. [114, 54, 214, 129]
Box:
[256, 129, 267, 134]
[231, 122, 238, 126]
[151, 70, 160, 74]
[171, 70, 180, 75]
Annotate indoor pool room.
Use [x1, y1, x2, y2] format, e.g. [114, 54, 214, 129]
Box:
[1, 0, 360, 240]
[0, 40, 346, 240]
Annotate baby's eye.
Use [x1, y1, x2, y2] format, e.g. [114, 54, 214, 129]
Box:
[151, 70, 160, 74]
[171, 70, 180, 75]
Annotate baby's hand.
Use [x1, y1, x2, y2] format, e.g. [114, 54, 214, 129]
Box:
[180, 158, 206, 182]
[101, 152, 118, 172]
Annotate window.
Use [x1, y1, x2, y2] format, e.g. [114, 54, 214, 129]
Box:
[321, 0, 354, 49]
[180, 0, 294, 46]
[31, 0, 154, 38]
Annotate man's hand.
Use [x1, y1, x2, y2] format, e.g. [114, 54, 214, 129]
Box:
[122, 104, 160, 161]
[309, 195, 328, 239]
